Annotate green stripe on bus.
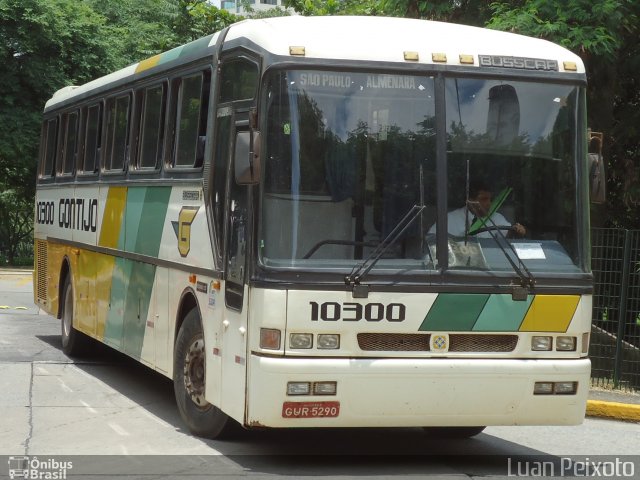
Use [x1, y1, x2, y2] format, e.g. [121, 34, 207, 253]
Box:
[134, 187, 171, 256]
[104, 187, 171, 356]
[472, 294, 533, 331]
[123, 262, 156, 359]
[419, 294, 490, 331]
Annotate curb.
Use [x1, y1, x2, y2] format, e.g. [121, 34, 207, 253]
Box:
[586, 400, 640, 422]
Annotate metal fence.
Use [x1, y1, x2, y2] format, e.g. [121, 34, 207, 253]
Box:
[590, 228, 640, 392]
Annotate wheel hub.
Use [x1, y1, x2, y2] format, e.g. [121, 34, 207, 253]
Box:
[183, 337, 209, 408]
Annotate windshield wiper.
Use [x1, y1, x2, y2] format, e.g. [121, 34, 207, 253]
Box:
[345, 204, 425, 297]
[466, 201, 535, 299]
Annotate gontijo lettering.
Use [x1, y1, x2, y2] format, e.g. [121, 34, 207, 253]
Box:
[35, 198, 98, 232]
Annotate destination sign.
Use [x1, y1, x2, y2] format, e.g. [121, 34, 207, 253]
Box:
[298, 73, 419, 90]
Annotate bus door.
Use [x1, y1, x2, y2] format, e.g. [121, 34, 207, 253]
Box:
[217, 54, 260, 423]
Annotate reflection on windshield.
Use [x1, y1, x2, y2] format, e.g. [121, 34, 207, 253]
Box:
[259, 70, 586, 275]
[443, 78, 583, 273]
[261, 70, 436, 268]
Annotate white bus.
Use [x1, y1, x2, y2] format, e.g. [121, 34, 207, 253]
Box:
[34, 16, 592, 438]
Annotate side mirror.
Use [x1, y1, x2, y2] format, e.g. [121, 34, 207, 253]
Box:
[234, 130, 261, 185]
[588, 131, 606, 204]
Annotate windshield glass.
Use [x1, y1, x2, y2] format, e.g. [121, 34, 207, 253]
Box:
[441, 78, 584, 273]
[261, 70, 437, 269]
[259, 69, 586, 275]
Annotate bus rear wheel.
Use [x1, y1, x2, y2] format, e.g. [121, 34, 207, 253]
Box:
[60, 276, 89, 356]
[174, 308, 239, 439]
[422, 426, 486, 438]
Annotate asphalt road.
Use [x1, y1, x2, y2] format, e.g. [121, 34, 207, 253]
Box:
[1, 272, 638, 479]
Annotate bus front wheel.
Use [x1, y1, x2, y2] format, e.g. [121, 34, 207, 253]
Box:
[174, 308, 238, 439]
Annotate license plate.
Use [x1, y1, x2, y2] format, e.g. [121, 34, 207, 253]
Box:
[282, 401, 340, 418]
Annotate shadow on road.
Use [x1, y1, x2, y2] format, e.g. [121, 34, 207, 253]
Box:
[33, 331, 561, 477]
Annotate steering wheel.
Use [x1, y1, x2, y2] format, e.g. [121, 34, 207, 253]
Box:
[466, 225, 514, 236]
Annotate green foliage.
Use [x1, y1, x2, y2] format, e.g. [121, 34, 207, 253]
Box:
[283, 0, 381, 16]
[173, 0, 240, 44]
[488, 0, 633, 56]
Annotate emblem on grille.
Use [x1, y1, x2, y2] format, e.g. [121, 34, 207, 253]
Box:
[430, 334, 449, 353]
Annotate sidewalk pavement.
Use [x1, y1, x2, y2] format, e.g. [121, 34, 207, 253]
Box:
[1, 268, 638, 422]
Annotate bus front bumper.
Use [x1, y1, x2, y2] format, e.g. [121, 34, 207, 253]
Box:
[246, 355, 590, 428]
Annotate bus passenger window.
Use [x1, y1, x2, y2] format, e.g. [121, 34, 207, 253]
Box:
[60, 111, 78, 175]
[173, 71, 210, 168]
[82, 103, 101, 174]
[40, 118, 58, 178]
[105, 94, 131, 171]
[139, 84, 165, 169]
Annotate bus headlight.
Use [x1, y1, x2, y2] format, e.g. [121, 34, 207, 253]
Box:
[554, 381, 578, 395]
[287, 382, 311, 395]
[317, 334, 340, 349]
[556, 336, 576, 351]
[531, 336, 552, 351]
[533, 382, 554, 394]
[313, 381, 337, 395]
[290, 333, 313, 349]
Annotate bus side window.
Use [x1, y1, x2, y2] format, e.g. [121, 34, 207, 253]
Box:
[59, 110, 79, 177]
[104, 94, 131, 172]
[82, 103, 102, 174]
[40, 118, 59, 178]
[172, 70, 211, 169]
[136, 83, 166, 170]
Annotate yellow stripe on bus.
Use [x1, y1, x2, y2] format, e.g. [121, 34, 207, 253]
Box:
[99, 187, 127, 249]
[135, 54, 161, 73]
[519, 295, 580, 332]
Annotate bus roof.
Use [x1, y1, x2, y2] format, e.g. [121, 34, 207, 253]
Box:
[226, 16, 583, 71]
[45, 16, 584, 112]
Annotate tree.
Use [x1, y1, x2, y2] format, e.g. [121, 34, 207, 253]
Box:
[0, 0, 116, 264]
[488, 0, 640, 228]
[173, 0, 240, 44]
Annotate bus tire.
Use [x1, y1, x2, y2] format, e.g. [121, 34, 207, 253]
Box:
[174, 308, 239, 439]
[422, 426, 486, 438]
[60, 276, 89, 356]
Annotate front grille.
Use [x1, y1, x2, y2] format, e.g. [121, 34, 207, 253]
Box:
[357, 333, 518, 352]
[450, 334, 518, 352]
[358, 333, 431, 351]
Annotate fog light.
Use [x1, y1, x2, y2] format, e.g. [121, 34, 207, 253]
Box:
[534, 382, 554, 395]
[317, 334, 340, 349]
[287, 382, 311, 395]
[290, 333, 313, 349]
[313, 381, 337, 395]
[554, 381, 577, 395]
[260, 328, 281, 350]
[532, 336, 552, 351]
[581, 332, 590, 354]
[556, 336, 576, 351]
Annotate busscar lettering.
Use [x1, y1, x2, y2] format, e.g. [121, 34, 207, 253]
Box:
[478, 55, 559, 72]
[310, 301, 406, 322]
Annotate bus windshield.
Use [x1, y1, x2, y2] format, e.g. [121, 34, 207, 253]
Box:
[260, 69, 586, 276]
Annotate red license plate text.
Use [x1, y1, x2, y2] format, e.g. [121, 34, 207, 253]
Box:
[282, 401, 340, 418]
